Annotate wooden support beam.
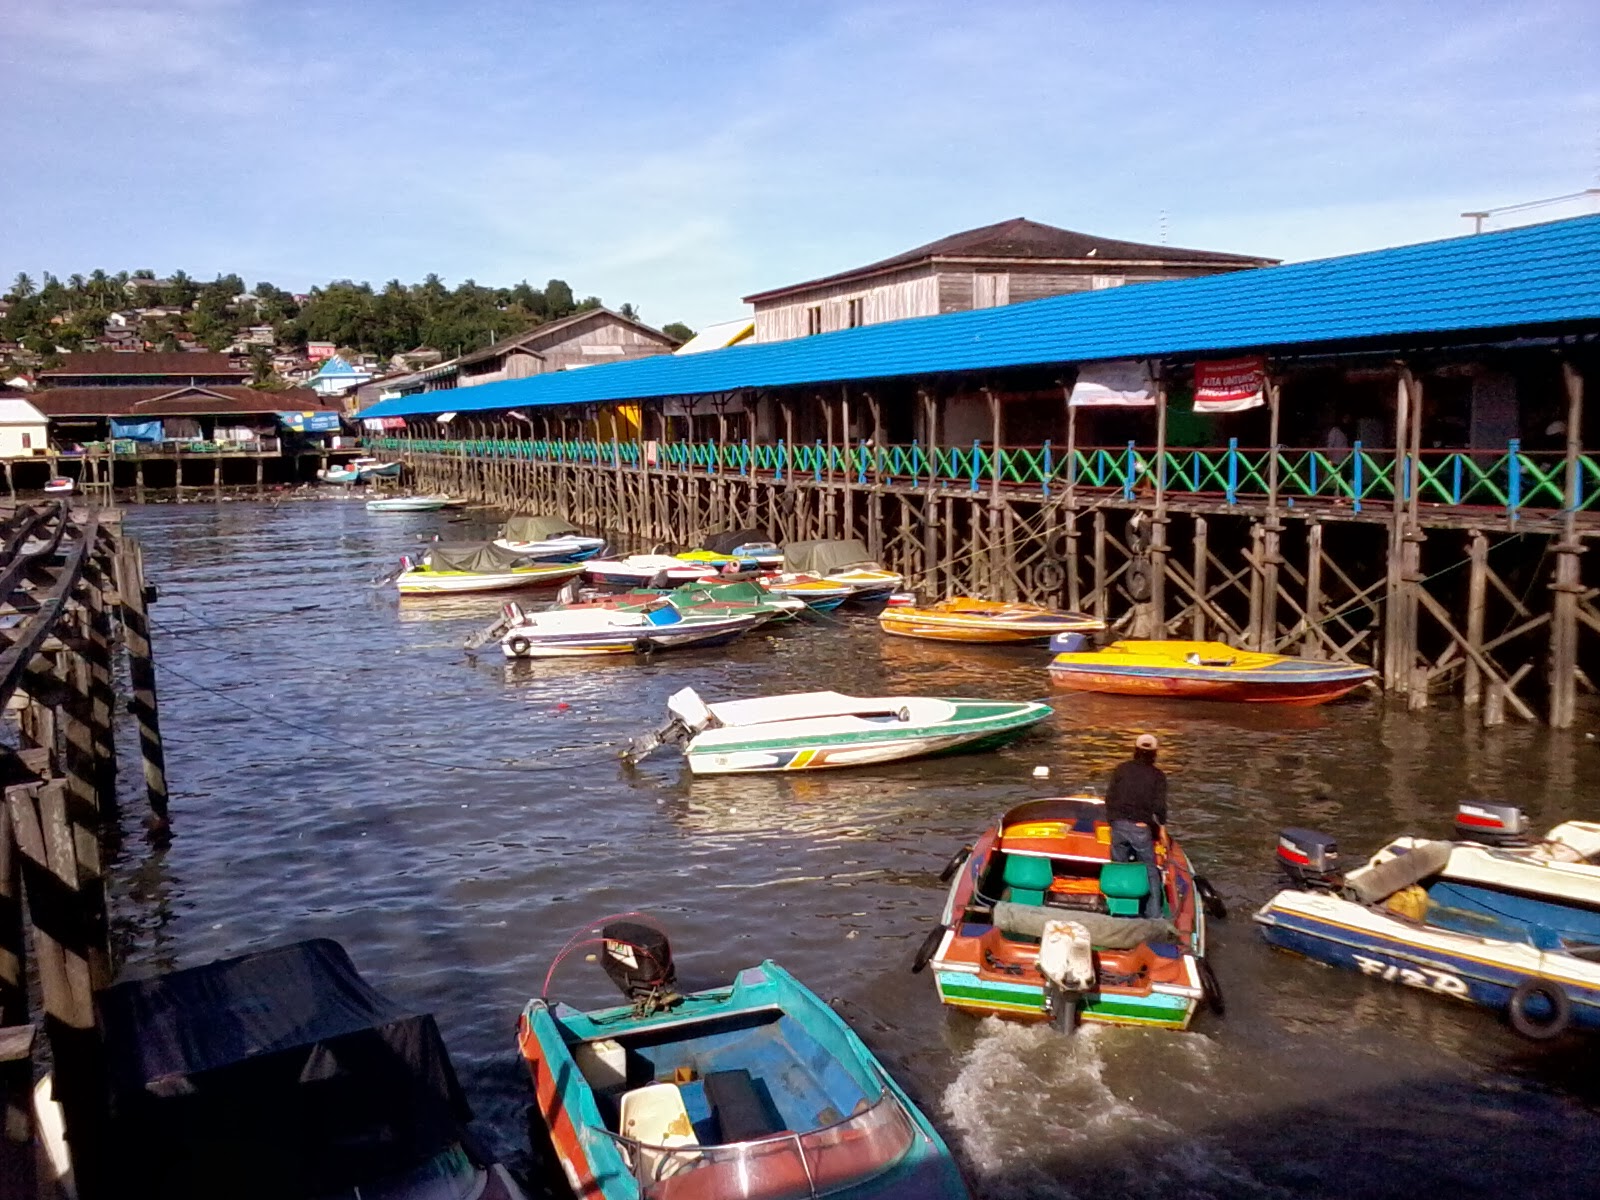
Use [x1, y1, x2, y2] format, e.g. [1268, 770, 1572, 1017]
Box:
[1303, 520, 1324, 658]
[1464, 530, 1488, 706]
[1191, 516, 1208, 640]
[1549, 360, 1585, 727]
[115, 539, 169, 826]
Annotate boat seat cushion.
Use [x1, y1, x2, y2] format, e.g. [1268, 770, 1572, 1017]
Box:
[1099, 862, 1150, 899]
[1001, 854, 1054, 907]
[704, 1069, 785, 1143]
[1099, 863, 1150, 916]
[646, 605, 684, 626]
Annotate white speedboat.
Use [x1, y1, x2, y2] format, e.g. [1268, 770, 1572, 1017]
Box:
[493, 514, 606, 562]
[582, 554, 718, 590]
[1255, 802, 1600, 1039]
[498, 600, 762, 658]
[367, 494, 450, 512]
[625, 687, 1052, 774]
[396, 542, 583, 595]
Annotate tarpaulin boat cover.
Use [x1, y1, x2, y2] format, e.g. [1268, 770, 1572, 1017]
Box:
[502, 513, 581, 541]
[783, 539, 875, 574]
[701, 527, 773, 554]
[98, 938, 472, 1197]
[425, 540, 530, 573]
[677, 581, 769, 605]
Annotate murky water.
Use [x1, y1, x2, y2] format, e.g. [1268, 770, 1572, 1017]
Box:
[108, 500, 1600, 1199]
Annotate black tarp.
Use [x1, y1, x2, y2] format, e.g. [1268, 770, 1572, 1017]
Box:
[99, 938, 473, 1198]
[501, 513, 581, 542]
[425, 540, 530, 573]
[701, 527, 773, 554]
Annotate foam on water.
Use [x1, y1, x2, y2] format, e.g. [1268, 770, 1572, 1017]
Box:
[944, 1019, 1285, 1200]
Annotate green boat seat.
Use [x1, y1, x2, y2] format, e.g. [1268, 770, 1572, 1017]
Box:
[1099, 862, 1151, 917]
[1001, 854, 1054, 907]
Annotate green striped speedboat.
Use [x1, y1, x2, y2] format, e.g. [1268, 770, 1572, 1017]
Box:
[629, 688, 1051, 775]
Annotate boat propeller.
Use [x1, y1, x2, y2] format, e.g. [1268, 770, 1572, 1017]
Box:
[621, 718, 689, 766]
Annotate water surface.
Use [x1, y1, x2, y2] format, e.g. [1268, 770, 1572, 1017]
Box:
[109, 500, 1600, 1199]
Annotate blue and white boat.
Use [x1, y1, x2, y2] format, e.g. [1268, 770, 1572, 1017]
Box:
[518, 918, 970, 1199]
[1255, 803, 1600, 1039]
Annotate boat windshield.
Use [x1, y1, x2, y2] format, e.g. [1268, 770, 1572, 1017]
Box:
[606, 1084, 917, 1199]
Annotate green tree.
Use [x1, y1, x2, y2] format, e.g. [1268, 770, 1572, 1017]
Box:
[618, 302, 640, 320]
[9, 273, 36, 300]
[544, 279, 575, 316]
[662, 322, 696, 342]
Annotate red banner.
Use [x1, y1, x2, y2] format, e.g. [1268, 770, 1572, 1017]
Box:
[1194, 356, 1266, 413]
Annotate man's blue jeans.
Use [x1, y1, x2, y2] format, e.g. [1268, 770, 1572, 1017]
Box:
[1109, 820, 1162, 918]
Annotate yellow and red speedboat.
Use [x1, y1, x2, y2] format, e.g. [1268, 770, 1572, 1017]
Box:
[914, 795, 1226, 1030]
[1048, 638, 1376, 706]
[880, 597, 1103, 644]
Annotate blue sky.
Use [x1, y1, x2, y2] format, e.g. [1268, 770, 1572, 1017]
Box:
[2, 0, 1596, 329]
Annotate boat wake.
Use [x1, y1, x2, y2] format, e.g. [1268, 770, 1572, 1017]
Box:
[942, 1020, 1286, 1200]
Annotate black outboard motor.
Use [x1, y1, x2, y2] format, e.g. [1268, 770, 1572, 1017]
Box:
[601, 920, 681, 1012]
[1276, 829, 1342, 890]
[1454, 801, 1529, 846]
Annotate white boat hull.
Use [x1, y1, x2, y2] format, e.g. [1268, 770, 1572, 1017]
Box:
[397, 565, 583, 595]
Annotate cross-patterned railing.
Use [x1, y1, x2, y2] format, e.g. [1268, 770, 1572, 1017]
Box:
[364, 436, 1592, 520]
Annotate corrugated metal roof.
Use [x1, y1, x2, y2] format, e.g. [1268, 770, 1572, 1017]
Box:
[361, 215, 1600, 419]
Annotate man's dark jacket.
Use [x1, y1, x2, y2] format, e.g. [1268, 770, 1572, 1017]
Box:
[1105, 758, 1168, 826]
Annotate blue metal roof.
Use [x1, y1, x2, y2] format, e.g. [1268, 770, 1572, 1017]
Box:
[361, 215, 1600, 419]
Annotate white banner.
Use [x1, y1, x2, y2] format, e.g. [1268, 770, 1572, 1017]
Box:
[1069, 360, 1157, 407]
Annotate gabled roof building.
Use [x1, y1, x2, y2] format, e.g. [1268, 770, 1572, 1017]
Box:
[742, 217, 1276, 342]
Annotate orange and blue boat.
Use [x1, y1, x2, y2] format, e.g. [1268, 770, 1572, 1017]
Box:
[1047, 637, 1376, 706]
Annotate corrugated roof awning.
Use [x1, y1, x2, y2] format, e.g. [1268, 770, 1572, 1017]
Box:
[359, 215, 1600, 420]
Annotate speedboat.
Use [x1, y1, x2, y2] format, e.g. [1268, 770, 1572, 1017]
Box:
[677, 526, 785, 571]
[357, 460, 402, 479]
[100, 939, 525, 1199]
[494, 514, 607, 562]
[519, 917, 971, 1199]
[916, 795, 1225, 1031]
[1047, 635, 1377, 705]
[497, 599, 763, 658]
[43, 477, 75, 495]
[560, 580, 806, 625]
[396, 542, 584, 595]
[782, 540, 903, 601]
[584, 554, 719, 590]
[1255, 802, 1600, 1039]
[626, 687, 1052, 774]
[881, 598, 1104, 644]
[366, 494, 450, 512]
[757, 573, 854, 611]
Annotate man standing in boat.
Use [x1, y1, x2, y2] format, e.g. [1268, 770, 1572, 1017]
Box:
[1105, 733, 1167, 918]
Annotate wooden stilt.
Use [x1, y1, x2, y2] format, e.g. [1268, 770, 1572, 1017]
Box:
[1464, 529, 1488, 708]
[115, 539, 168, 826]
[1303, 520, 1324, 658]
[1191, 516, 1208, 640]
[1092, 509, 1107, 621]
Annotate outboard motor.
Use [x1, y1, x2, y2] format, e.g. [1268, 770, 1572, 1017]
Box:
[1454, 801, 1529, 846]
[1050, 632, 1090, 655]
[601, 920, 680, 1013]
[1276, 829, 1342, 890]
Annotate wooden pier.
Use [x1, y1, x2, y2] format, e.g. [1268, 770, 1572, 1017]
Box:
[378, 379, 1597, 729]
[0, 500, 166, 1200]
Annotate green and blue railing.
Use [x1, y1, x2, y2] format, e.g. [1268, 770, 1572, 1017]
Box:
[365, 436, 1596, 521]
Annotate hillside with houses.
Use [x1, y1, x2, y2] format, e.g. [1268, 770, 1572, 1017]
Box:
[0, 268, 696, 395]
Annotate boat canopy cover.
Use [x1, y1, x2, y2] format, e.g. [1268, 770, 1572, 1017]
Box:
[1344, 839, 1454, 906]
[676, 581, 770, 605]
[98, 938, 472, 1195]
[503, 513, 581, 541]
[992, 902, 1181, 948]
[701, 527, 774, 554]
[783, 539, 875, 574]
[427, 540, 530, 573]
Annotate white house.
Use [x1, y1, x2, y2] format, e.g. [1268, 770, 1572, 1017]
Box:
[0, 396, 49, 457]
[305, 355, 373, 401]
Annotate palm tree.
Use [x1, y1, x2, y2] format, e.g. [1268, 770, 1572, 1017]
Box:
[10, 273, 36, 300]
